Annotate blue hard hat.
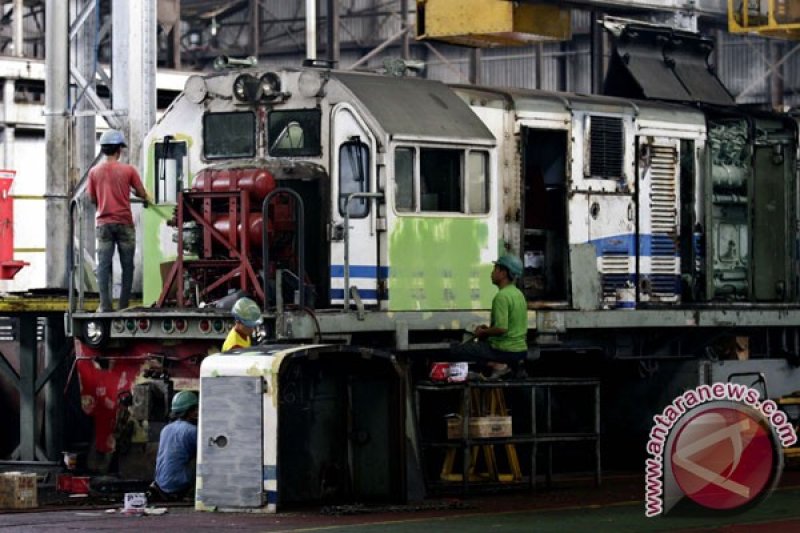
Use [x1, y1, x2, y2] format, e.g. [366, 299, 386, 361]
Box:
[99, 129, 126, 146]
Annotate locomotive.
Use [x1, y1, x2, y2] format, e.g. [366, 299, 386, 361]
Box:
[69, 22, 800, 503]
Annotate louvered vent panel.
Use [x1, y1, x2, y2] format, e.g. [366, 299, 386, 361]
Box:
[590, 116, 624, 179]
[601, 252, 630, 298]
[649, 144, 679, 300]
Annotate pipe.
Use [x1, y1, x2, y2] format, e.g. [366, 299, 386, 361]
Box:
[326, 0, 339, 65]
[306, 0, 316, 61]
[262, 188, 305, 310]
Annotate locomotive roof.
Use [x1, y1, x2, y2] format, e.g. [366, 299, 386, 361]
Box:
[453, 85, 706, 127]
[330, 71, 495, 142]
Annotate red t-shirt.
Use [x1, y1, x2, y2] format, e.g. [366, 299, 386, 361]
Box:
[87, 160, 145, 226]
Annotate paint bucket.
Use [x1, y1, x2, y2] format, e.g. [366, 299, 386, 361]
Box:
[615, 286, 636, 310]
[429, 362, 450, 382]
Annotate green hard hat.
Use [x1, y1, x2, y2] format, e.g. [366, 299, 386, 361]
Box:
[495, 254, 523, 278]
[171, 390, 198, 415]
[232, 297, 263, 328]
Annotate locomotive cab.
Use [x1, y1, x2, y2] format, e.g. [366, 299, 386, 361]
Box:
[142, 68, 501, 315]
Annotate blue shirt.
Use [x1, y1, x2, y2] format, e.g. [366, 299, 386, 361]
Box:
[154, 419, 197, 493]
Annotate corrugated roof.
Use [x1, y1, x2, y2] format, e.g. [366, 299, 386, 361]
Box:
[330, 72, 495, 142]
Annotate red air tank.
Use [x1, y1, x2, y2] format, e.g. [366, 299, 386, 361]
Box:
[192, 168, 276, 203]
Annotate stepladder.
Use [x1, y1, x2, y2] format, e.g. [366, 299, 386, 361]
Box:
[440, 387, 523, 484]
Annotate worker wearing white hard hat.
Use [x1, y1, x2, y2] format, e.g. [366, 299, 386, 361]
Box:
[87, 129, 152, 312]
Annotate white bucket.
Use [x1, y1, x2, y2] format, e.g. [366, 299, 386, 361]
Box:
[615, 287, 636, 310]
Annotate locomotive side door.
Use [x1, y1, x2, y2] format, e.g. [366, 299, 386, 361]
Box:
[636, 137, 681, 303]
[570, 112, 636, 308]
[329, 104, 380, 306]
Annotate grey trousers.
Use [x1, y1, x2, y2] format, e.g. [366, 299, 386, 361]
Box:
[96, 223, 136, 311]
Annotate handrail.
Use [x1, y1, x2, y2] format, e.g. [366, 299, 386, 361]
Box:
[342, 192, 384, 312]
[66, 197, 86, 335]
[261, 188, 305, 309]
[67, 152, 103, 327]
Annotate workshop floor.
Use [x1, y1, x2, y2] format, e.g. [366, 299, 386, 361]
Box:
[3, 472, 800, 532]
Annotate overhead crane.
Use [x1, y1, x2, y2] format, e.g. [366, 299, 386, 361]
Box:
[728, 0, 800, 40]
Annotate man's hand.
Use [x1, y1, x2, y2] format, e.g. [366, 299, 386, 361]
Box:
[474, 325, 490, 340]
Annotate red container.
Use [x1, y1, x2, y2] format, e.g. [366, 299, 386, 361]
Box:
[0, 173, 12, 261]
[429, 362, 450, 382]
[56, 474, 90, 494]
[56, 474, 72, 493]
[71, 477, 90, 495]
[0, 170, 26, 280]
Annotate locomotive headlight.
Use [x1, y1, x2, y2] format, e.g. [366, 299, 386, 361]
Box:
[82, 319, 108, 348]
[233, 74, 260, 102]
[298, 70, 324, 98]
[259, 72, 281, 100]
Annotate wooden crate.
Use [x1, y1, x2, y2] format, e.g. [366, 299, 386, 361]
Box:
[447, 416, 512, 439]
[0, 472, 37, 509]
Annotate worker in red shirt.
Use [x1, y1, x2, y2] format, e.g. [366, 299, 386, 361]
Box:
[87, 130, 151, 312]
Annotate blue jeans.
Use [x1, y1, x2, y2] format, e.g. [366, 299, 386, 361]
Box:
[451, 340, 527, 367]
[96, 223, 136, 311]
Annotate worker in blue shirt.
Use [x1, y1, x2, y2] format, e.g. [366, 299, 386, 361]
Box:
[149, 391, 198, 501]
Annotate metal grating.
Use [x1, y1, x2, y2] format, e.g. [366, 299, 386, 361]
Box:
[589, 116, 624, 179]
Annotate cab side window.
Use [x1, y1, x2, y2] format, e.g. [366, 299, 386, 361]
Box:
[339, 140, 370, 218]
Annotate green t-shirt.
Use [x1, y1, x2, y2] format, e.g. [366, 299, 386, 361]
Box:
[488, 284, 528, 353]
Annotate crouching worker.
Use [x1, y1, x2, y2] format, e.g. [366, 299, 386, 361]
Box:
[149, 391, 198, 502]
[222, 296, 263, 352]
[453, 255, 528, 380]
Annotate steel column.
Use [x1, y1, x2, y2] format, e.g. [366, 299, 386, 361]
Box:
[45, 0, 70, 289]
[16, 316, 37, 461]
[251, 0, 259, 60]
[13, 0, 23, 57]
[469, 49, 482, 85]
[326, 0, 339, 65]
[44, 316, 66, 460]
[3, 79, 15, 168]
[401, 0, 410, 60]
[591, 10, 604, 94]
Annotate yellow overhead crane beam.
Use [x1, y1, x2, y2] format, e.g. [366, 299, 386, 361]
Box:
[416, 0, 571, 47]
[729, 0, 800, 39]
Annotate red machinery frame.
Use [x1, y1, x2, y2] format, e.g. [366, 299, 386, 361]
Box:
[157, 189, 264, 307]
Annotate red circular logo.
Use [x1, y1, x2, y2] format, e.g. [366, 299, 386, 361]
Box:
[670, 406, 775, 510]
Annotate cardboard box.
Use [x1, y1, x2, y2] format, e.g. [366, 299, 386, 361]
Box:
[447, 416, 512, 439]
[0, 472, 37, 509]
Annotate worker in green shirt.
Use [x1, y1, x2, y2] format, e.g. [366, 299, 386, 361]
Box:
[453, 254, 528, 380]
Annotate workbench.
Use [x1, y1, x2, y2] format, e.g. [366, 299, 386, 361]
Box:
[414, 377, 601, 493]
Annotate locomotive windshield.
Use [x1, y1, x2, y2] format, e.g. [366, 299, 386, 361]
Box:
[268, 108, 321, 157]
[203, 111, 256, 159]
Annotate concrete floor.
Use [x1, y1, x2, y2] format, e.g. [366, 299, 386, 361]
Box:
[2, 474, 800, 532]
